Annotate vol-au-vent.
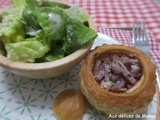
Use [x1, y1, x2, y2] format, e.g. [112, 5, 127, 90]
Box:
[80, 44, 156, 115]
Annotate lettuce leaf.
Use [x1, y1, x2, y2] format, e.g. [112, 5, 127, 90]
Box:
[40, 1, 65, 8]
[65, 5, 89, 23]
[6, 40, 49, 63]
[0, 0, 26, 45]
[63, 19, 98, 54]
[36, 45, 65, 62]
[21, 0, 41, 36]
[6, 30, 50, 63]
[36, 7, 68, 43]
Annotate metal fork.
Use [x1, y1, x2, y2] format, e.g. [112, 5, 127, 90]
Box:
[132, 20, 149, 55]
[132, 20, 160, 91]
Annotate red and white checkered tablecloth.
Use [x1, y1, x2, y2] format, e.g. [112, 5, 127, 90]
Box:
[0, 0, 160, 119]
[68, 0, 160, 42]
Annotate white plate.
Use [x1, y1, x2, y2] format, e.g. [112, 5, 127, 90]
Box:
[91, 33, 121, 50]
[0, 33, 158, 120]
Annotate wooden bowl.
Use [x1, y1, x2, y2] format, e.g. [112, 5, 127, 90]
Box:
[0, 0, 96, 78]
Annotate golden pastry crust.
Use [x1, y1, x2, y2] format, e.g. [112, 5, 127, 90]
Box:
[80, 44, 156, 115]
[53, 89, 88, 120]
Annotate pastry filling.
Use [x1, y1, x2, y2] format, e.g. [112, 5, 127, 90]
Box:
[93, 53, 142, 93]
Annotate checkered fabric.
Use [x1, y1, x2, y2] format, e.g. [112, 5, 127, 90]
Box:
[67, 0, 160, 43]
[0, 0, 160, 119]
[0, 0, 11, 8]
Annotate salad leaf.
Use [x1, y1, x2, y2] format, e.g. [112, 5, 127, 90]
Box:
[6, 30, 50, 63]
[0, 0, 26, 45]
[36, 7, 68, 43]
[40, 1, 65, 8]
[36, 45, 65, 62]
[6, 40, 49, 63]
[29, 29, 53, 48]
[13, 0, 26, 8]
[21, 0, 41, 36]
[63, 19, 98, 54]
[32, 30, 45, 43]
[65, 5, 89, 23]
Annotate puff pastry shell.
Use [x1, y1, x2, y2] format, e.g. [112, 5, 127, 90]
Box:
[80, 44, 156, 115]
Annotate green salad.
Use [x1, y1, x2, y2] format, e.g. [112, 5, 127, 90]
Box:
[0, 0, 98, 63]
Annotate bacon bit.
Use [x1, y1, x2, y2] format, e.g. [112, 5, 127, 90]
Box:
[93, 53, 142, 93]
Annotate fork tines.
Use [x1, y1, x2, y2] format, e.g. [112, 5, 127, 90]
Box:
[132, 20, 148, 46]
